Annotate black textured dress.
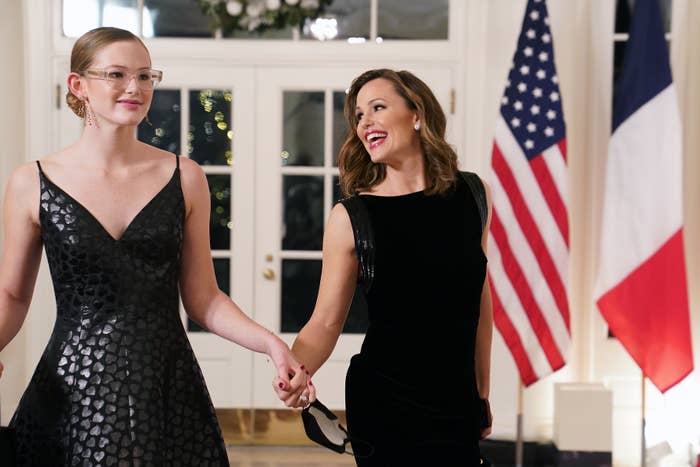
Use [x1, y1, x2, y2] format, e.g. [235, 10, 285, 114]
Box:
[10, 156, 229, 466]
[341, 173, 487, 466]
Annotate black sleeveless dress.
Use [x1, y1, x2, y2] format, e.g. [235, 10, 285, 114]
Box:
[9, 156, 229, 466]
[342, 174, 487, 466]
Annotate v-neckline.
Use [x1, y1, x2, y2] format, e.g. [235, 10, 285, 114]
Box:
[39, 164, 178, 243]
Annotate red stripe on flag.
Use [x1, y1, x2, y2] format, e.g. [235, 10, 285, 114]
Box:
[492, 144, 570, 328]
[489, 274, 539, 385]
[530, 153, 569, 247]
[597, 229, 693, 393]
[490, 211, 565, 370]
[557, 140, 567, 162]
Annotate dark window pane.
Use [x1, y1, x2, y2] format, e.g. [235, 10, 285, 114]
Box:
[333, 91, 347, 166]
[282, 92, 324, 167]
[378, 0, 448, 40]
[615, 0, 672, 34]
[302, 0, 370, 41]
[144, 0, 212, 37]
[189, 89, 233, 166]
[281, 259, 368, 333]
[333, 175, 343, 203]
[207, 174, 232, 250]
[63, 0, 138, 37]
[188, 258, 230, 332]
[282, 176, 324, 250]
[138, 89, 180, 153]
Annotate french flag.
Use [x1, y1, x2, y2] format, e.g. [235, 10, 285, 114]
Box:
[594, 0, 692, 392]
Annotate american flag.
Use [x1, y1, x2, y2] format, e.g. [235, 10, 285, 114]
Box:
[488, 0, 570, 386]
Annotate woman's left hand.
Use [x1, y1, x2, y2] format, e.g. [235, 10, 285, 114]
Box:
[268, 338, 316, 408]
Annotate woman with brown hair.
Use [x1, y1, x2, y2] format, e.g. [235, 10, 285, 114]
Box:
[0, 27, 312, 466]
[275, 68, 494, 465]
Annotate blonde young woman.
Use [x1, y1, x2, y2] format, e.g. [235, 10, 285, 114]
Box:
[0, 27, 313, 466]
[276, 69, 494, 466]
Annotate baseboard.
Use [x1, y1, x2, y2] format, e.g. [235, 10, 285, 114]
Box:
[480, 439, 612, 467]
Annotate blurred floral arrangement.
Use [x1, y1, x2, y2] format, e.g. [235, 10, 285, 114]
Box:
[197, 0, 333, 34]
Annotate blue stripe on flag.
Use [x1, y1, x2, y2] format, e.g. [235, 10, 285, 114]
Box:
[612, 0, 673, 132]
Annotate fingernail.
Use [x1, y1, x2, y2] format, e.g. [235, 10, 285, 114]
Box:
[308, 381, 313, 386]
[305, 370, 310, 375]
[278, 382, 284, 389]
[300, 365, 306, 370]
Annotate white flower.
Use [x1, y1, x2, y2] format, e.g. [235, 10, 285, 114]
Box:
[225, 0, 243, 16]
[285, 0, 300, 5]
[301, 0, 319, 8]
[266, 0, 281, 9]
[248, 17, 262, 30]
[246, 1, 265, 18]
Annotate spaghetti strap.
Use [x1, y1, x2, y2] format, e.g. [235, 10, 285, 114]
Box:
[36, 160, 44, 175]
[175, 154, 180, 169]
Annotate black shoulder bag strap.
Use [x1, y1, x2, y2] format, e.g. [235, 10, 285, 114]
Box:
[460, 171, 488, 234]
[338, 195, 375, 294]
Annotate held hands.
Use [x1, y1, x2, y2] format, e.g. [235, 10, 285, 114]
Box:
[267, 340, 316, 408]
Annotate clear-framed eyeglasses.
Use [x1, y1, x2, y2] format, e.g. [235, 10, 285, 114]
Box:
[81, 67, 163, 91]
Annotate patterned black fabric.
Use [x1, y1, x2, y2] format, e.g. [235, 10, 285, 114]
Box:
[338, 195, 375, 294]
[10, 156, 228, 466]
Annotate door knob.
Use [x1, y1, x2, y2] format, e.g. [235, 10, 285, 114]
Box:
[262, 268, 276, 280]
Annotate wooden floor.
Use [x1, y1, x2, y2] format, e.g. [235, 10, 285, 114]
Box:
[226, 446, 356, 466]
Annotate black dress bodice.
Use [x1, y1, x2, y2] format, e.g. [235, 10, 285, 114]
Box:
[342, 174, 487, 466]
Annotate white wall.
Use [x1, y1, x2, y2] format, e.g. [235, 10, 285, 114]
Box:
[0, 0, 27, 425]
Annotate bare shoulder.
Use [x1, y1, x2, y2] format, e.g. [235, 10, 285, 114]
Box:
[177, 156, 206, 188]
[175, 156, 208, 215]
[4, 161, 42, 224]
[325, 203, 355, 252]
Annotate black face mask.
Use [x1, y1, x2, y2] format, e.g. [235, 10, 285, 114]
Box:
[301, 399, 373, 457]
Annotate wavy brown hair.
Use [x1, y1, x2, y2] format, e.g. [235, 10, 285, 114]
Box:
[66, 27, 148, 117]
[337, 69, 459, 196]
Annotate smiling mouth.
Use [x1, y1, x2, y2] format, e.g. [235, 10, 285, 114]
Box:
[366, 132, 387, 149]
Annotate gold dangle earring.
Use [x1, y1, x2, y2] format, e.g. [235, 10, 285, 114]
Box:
[144, 114, 153, 127]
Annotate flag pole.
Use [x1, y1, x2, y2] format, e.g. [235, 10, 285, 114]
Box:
[516, 380, 524, 467]
[641, 372, 646, 467]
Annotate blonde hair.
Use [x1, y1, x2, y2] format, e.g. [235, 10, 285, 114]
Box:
[66, 27, 148, 117]
[337, 69, 459, 196]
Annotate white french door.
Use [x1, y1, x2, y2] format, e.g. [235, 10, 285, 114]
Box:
[251, 66, 454, 409]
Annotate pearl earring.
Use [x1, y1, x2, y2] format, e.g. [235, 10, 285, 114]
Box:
[414, 122, 421, 131]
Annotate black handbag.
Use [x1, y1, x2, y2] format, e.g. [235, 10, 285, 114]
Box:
[301, 399, 373, 457]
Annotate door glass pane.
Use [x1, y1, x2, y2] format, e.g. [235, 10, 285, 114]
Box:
[189, 89, 233, 166]
[138, 89, 181, 153]
[332, 91, 347, 166]
[333, 175, 343, 203]
[282, 92, 324, 167]
[188, 258, 230, 332]
[282, 175, 324, 251]
[63, 0, 139, 37]
[615, 0, 672, 33]
[208, 174, 232, 250]
[302, 0, 370, 41]
[281, 259, 368, 333]
[281, 259, 320, 332]
[144, 0, 212, 37]
[377, 0, 448, 40]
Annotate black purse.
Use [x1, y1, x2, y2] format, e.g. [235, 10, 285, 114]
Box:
[301, 399, 373, 457]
